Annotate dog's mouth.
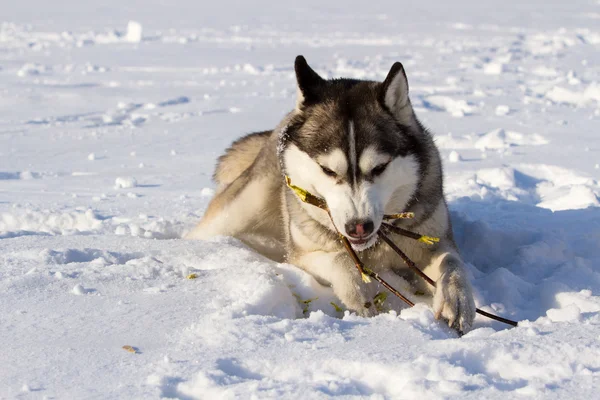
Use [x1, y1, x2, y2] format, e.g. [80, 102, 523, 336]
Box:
[347, 236, 370, 245]
[346, 232, 378, 250]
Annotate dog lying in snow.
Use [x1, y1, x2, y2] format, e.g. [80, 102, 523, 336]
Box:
[188, 56, 476, 332]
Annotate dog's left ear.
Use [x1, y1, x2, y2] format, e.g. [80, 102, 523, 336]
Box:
[295, 55, 325, 109]
[380, 62, 411, 119]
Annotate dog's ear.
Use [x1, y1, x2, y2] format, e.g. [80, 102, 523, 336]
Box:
[295, 55, 324, 108]
[380, 62, 411, 120]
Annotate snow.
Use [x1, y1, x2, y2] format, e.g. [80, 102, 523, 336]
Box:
[474, 128, 549, 150]
[125, 21, 143, 43]
[483, 62, 504, 75]
[448, 150, 462, 163]
[495, 105, 510, 116]
[1, 0, 600, 398]
[546, 83, 600, 106]
[422, 95, 478, 117]
[114, 176, 138, 189]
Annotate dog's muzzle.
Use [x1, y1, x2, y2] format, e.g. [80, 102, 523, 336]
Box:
[345, 219, 375, 246]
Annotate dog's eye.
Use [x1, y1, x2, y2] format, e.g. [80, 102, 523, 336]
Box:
[371, 162, 389, 177]
[320, 165, 337, 178]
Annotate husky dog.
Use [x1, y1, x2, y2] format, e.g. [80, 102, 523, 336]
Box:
[187, 56, 476, 332]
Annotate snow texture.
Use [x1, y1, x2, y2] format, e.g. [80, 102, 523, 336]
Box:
[1, 0, 600, 398]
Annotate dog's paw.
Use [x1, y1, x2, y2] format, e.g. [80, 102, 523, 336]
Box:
[334, 283, 376, 317]
[433, 265, 476, 334]
[337, 293, 377, 317]
[355, 302, 378, 317]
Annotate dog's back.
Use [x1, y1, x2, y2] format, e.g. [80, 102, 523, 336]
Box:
[187, 127, 286, 261]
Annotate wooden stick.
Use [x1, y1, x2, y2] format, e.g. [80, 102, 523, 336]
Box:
[383, 212, 414, 220]
[338, 235, 415, 308]
[472, 308, 518, 327]
[378, 229, 518, 327]
[378, 229, 435, 286]
[382, 222, 424, 241]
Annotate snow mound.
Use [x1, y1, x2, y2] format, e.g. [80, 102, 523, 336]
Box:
[531, 66, 559, 77]
[537, 184, 600, 211]
[448, 150, 462, 163]
[17, 63, 51, 77]
[435, 129, 548, 151]
[446, 164, 600, 212]
[546, 83, 600, 106]
[495, 105, 510, 116]
[114, 177, 138, 189]
[422, 95, 478, 117]
[483, 62, 504, 75]
[0, 209, 103, 237]
[112, 214, 187, 239]
[125, 21, 143, 43]
[475, 129, 549, 150]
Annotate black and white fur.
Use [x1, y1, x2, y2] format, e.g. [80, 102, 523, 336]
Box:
[187, 56, 476, 332]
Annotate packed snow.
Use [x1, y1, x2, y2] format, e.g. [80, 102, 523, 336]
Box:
[1, 0, 600, 398]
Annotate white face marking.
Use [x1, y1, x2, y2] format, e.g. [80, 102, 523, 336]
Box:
[284, 144, 420, 251]
[359, 146, 392, 175]
[315, 149, 347, 177]
[348, 120, 357, 182]
[374, 153, 420, 215]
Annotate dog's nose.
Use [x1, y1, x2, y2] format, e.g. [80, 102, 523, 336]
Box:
[345, 219, 375, 238]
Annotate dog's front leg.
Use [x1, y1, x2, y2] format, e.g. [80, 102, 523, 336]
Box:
[421, 250, 476, 333]
[294, 250, 375, 316]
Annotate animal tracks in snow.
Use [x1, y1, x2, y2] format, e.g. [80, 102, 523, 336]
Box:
[24, 96, 239, 129]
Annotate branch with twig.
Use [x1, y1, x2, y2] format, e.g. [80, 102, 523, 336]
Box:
[378, 227, 517, 327]
[285, 176, 517, 328]
[338, 233, 414, 307]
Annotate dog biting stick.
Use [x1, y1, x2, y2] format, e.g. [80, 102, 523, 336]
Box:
[285, 176, 518, 328]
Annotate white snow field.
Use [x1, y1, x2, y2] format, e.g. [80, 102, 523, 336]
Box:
[2, 0, 600, 398]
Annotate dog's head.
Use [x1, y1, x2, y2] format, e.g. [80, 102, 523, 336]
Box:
[279, 56, 424, 251]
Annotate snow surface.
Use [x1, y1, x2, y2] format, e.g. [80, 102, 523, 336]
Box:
[1, 0, 600, 398]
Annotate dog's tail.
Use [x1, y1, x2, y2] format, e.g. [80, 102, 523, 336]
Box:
[213, 130, 271, 191]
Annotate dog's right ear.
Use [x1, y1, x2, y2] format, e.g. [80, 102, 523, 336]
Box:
[295, 55, 324, 109]
[380, 62, 411, 120]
